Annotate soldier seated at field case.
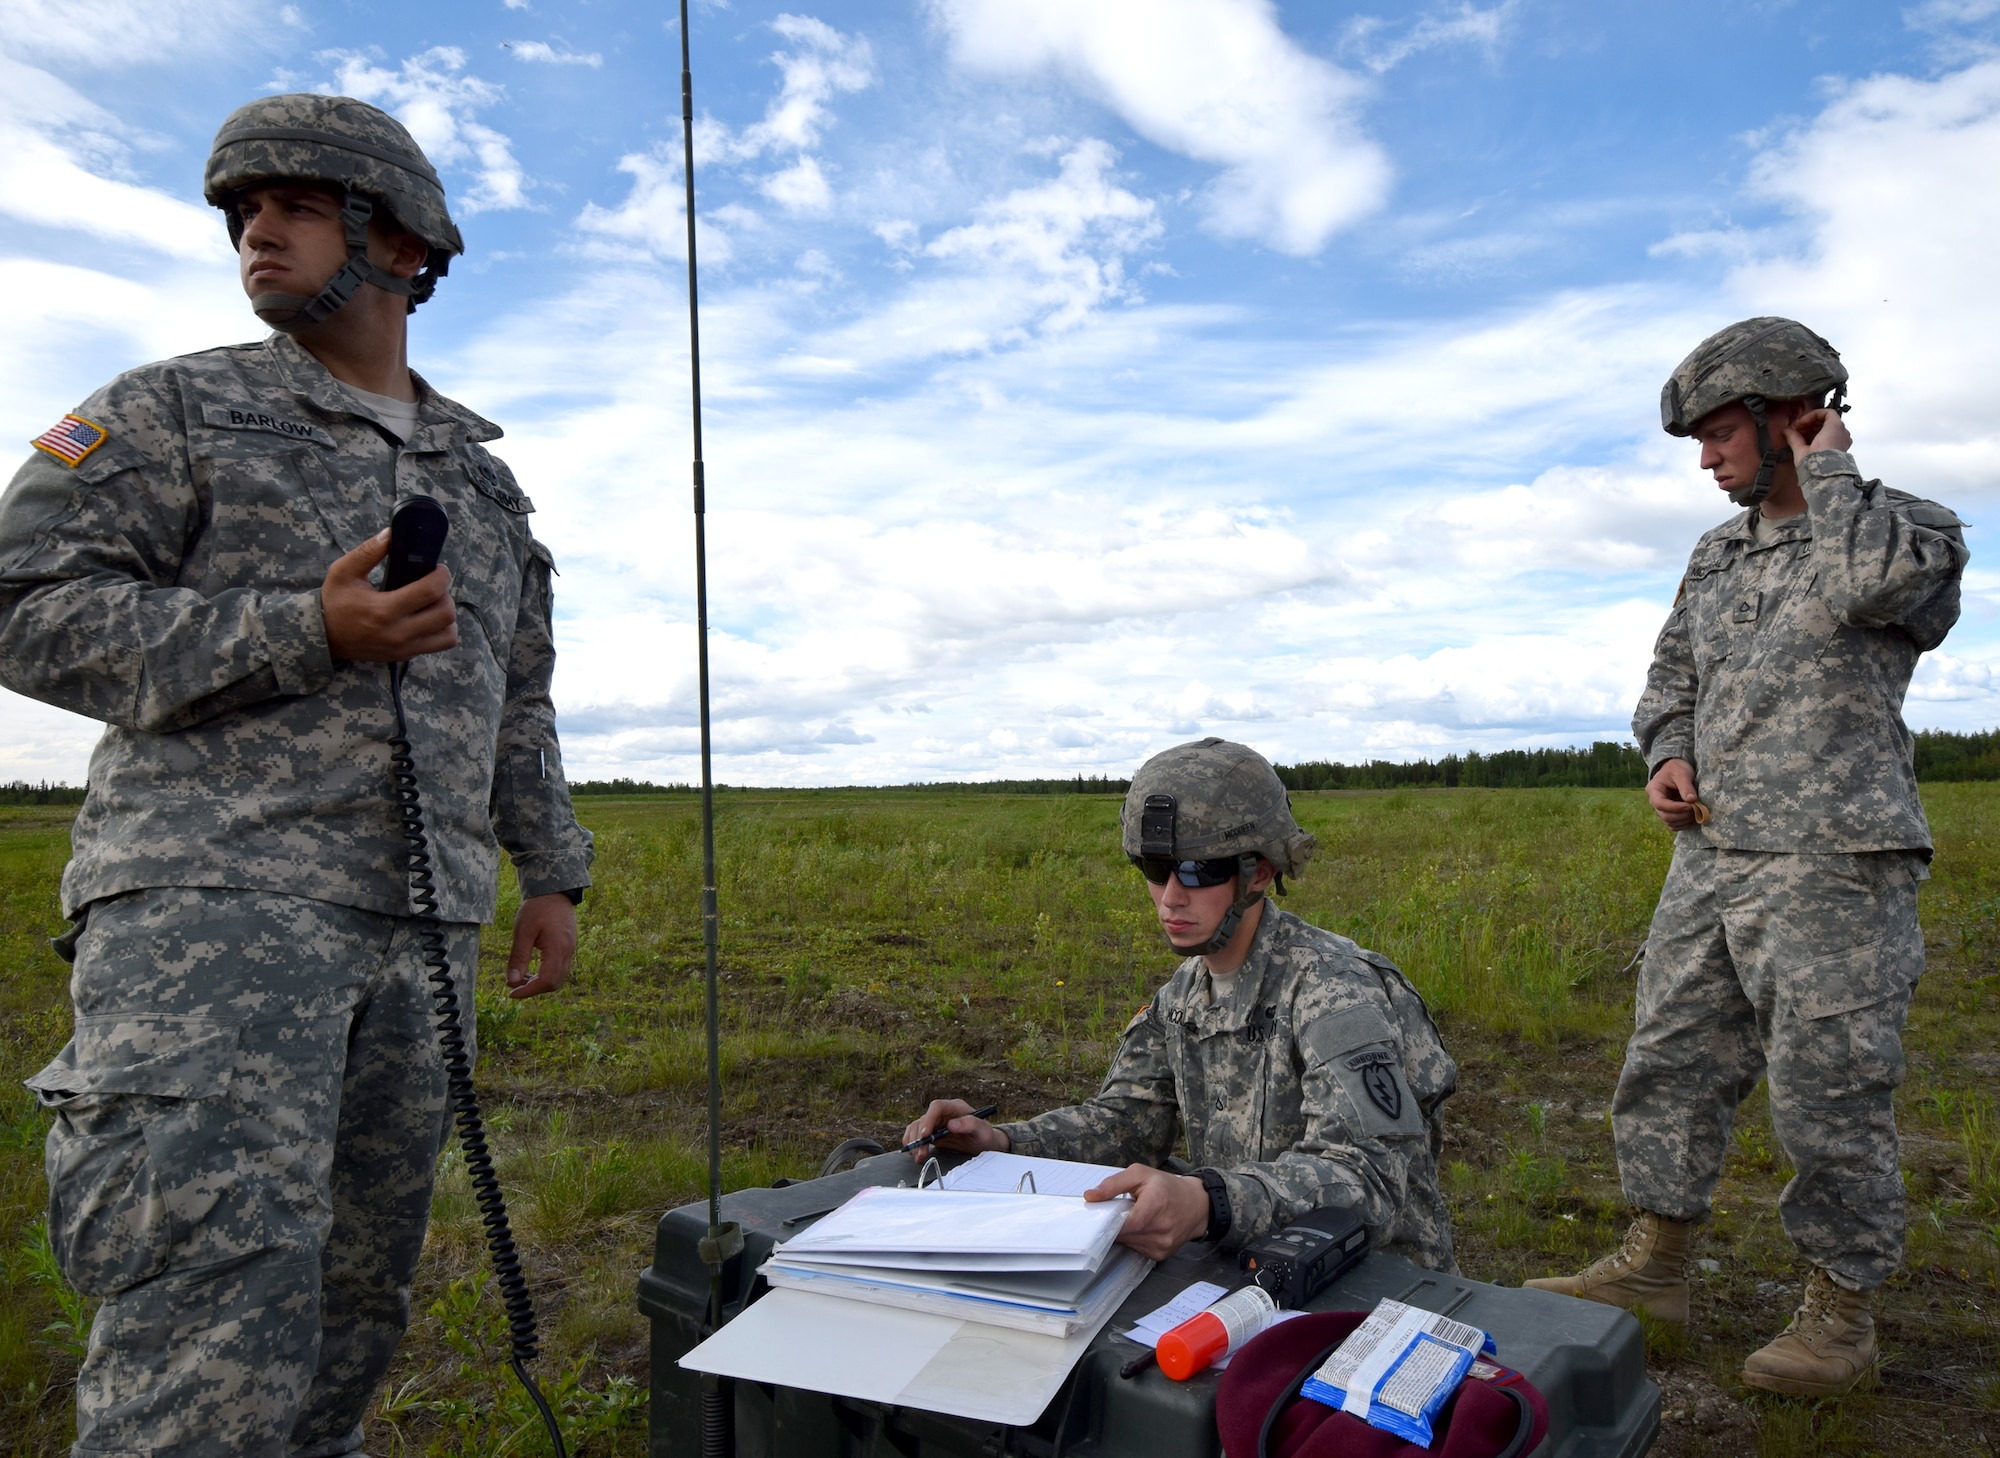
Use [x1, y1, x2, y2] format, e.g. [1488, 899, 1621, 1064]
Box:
[1526, 318, 1969, 1400]
[904, 738, 1460, 1269]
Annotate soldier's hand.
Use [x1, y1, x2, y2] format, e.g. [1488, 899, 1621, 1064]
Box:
[903, 1099, 1009, 1160]
[1784, 407, 1852, 460]
[1647, 757, 1703, 831]
[506, 893, 578, 999]
[321, 529, 458, 662]
[1086, 1165, 1212, 1260]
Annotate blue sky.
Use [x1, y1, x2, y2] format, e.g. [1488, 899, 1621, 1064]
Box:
[5, 0, 2000, 784]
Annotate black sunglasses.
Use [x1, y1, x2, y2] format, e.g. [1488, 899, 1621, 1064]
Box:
[1130, 855, 1241, 888]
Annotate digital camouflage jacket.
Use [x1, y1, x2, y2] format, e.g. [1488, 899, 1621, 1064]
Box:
[0, 333, 592, 922]
[1633, 449, 1967, 854]
[998, 906, 1459, 1270]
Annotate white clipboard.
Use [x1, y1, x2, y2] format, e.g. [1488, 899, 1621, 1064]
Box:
[679, 1285, 1125, 1426]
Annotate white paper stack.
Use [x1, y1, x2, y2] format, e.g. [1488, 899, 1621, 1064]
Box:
[766, 1244, 1150, 1335]
[684, 1157, 1158, 1425]
[762, 1178, 1150, 1336]
[936, 1149, 1128, 1197]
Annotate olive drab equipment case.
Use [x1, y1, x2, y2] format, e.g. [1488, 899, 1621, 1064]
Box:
[640, 1154, 1661, 1457]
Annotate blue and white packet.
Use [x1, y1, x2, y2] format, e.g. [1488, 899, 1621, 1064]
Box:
[1300, 1298, 1496, 1446]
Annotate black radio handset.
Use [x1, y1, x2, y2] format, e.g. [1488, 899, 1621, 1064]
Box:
[380, 495, 567, 1456]
[384, 494, 449, 590]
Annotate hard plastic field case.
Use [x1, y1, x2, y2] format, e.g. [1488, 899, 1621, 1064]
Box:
[640, 1154, 1661, 1457]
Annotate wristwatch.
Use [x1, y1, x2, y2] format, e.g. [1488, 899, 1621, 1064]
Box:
[1193, 1167, 1233, 1244]
[562, 887, 585, 906]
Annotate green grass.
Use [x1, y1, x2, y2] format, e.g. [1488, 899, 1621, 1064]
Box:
[2, 786, 1998, 1455]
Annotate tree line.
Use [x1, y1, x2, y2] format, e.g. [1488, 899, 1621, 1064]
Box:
[7, 732, 1998, 804]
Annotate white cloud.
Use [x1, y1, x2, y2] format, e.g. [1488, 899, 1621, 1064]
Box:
[488, 50, 2000, 784]
[578, 16, 871, 256]
[1910, 651, 1996, 701]
[13, 20, 2000, 788]
[0, 56, 225, 260]
[0, 0, 277, 68]
[1905, 0, 2000, 29]
[793, 139, 1160, 366]
[1341, 2, 1517, 75]
[760, 154, 832, 213]
[507, 40, 602, 67]
[575, 147, 736, 264]
[1722, 59, 2000, 496]
[707, 14, 874, 162]
[932, 0, 1388, 256]
[916, 140, 1158, 331]
[324, 47, 530, 213]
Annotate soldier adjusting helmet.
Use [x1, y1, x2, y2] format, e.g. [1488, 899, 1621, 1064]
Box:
[1660, 317, 1849, 507]
[1121, 738, 1318, 955]
[204, 94, 464, 332]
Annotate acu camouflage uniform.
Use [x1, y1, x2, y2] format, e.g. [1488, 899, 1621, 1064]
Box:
[2, 325, 591, 1447]
[1625, 444, 1966, 1289]
[999, 905, 1459, 1271]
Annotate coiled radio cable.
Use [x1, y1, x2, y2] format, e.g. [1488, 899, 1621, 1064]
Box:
[388, 653, 567, 1457]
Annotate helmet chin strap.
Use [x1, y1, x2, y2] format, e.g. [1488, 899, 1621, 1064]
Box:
[1731, 393, 1791, 508]
[1192, 853, 1266, 957]
[242, 192, 420, 334]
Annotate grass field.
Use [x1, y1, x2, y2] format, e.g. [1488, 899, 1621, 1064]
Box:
[2, 785, 1997, 1456]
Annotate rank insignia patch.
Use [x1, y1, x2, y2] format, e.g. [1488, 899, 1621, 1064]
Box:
[31, 415, 109, 468]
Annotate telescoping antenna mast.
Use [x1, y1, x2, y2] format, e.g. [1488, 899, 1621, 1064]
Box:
[677, 4, 743, 1455]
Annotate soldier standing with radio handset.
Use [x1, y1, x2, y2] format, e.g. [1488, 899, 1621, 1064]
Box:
[0, 96, 592, 1452]
[1527, 318, 1967, 1397]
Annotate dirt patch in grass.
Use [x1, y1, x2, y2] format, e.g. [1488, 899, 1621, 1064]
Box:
[3, 787, 1998, 1456]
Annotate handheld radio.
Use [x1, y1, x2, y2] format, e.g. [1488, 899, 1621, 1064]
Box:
[381, 496, 567, 1456]
[383, 494, 449, 591]
[1239, 1202, 1371, 1309]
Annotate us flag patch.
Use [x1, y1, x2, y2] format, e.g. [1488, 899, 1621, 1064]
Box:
[32, 415, 109, 468]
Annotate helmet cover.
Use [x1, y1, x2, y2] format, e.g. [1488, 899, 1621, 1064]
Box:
[204, 93, 463, 257]
[1660, 317, 1847, 437]
[1120, 738, 1318, 877]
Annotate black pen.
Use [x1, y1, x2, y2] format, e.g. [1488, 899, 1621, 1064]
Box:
[1119, 1348, 1159, 1380]
[900, 1104, 999, 1154]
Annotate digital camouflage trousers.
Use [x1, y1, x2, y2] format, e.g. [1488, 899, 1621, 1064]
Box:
[26, 887, 479, 1458]
[1612, 840, 1925, 1290]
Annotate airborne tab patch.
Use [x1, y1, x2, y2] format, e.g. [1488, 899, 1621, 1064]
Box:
[31, 415, 108, 468]
[200, 404, 335, 447]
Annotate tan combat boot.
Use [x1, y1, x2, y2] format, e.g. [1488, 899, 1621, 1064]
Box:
[1523, 1210, 1692, 1322]
[1740, 1268, 1878, 1397]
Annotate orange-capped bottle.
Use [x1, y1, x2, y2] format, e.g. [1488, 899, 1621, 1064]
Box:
[1155, 1285, 1278, 1380]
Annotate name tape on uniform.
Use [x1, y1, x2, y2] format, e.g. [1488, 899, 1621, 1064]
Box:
[201, 405, 335, 447]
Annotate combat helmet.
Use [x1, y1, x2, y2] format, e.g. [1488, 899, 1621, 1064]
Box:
[1121, 738, 1318, 955]
[1660, 317, 1849, 507]
[204, 94, 464, 332]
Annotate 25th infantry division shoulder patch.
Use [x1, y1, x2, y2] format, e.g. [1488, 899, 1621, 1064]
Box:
[31, 415, 109, 468]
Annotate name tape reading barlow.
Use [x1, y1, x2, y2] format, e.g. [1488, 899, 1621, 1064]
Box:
[201, 405, 336, 446]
